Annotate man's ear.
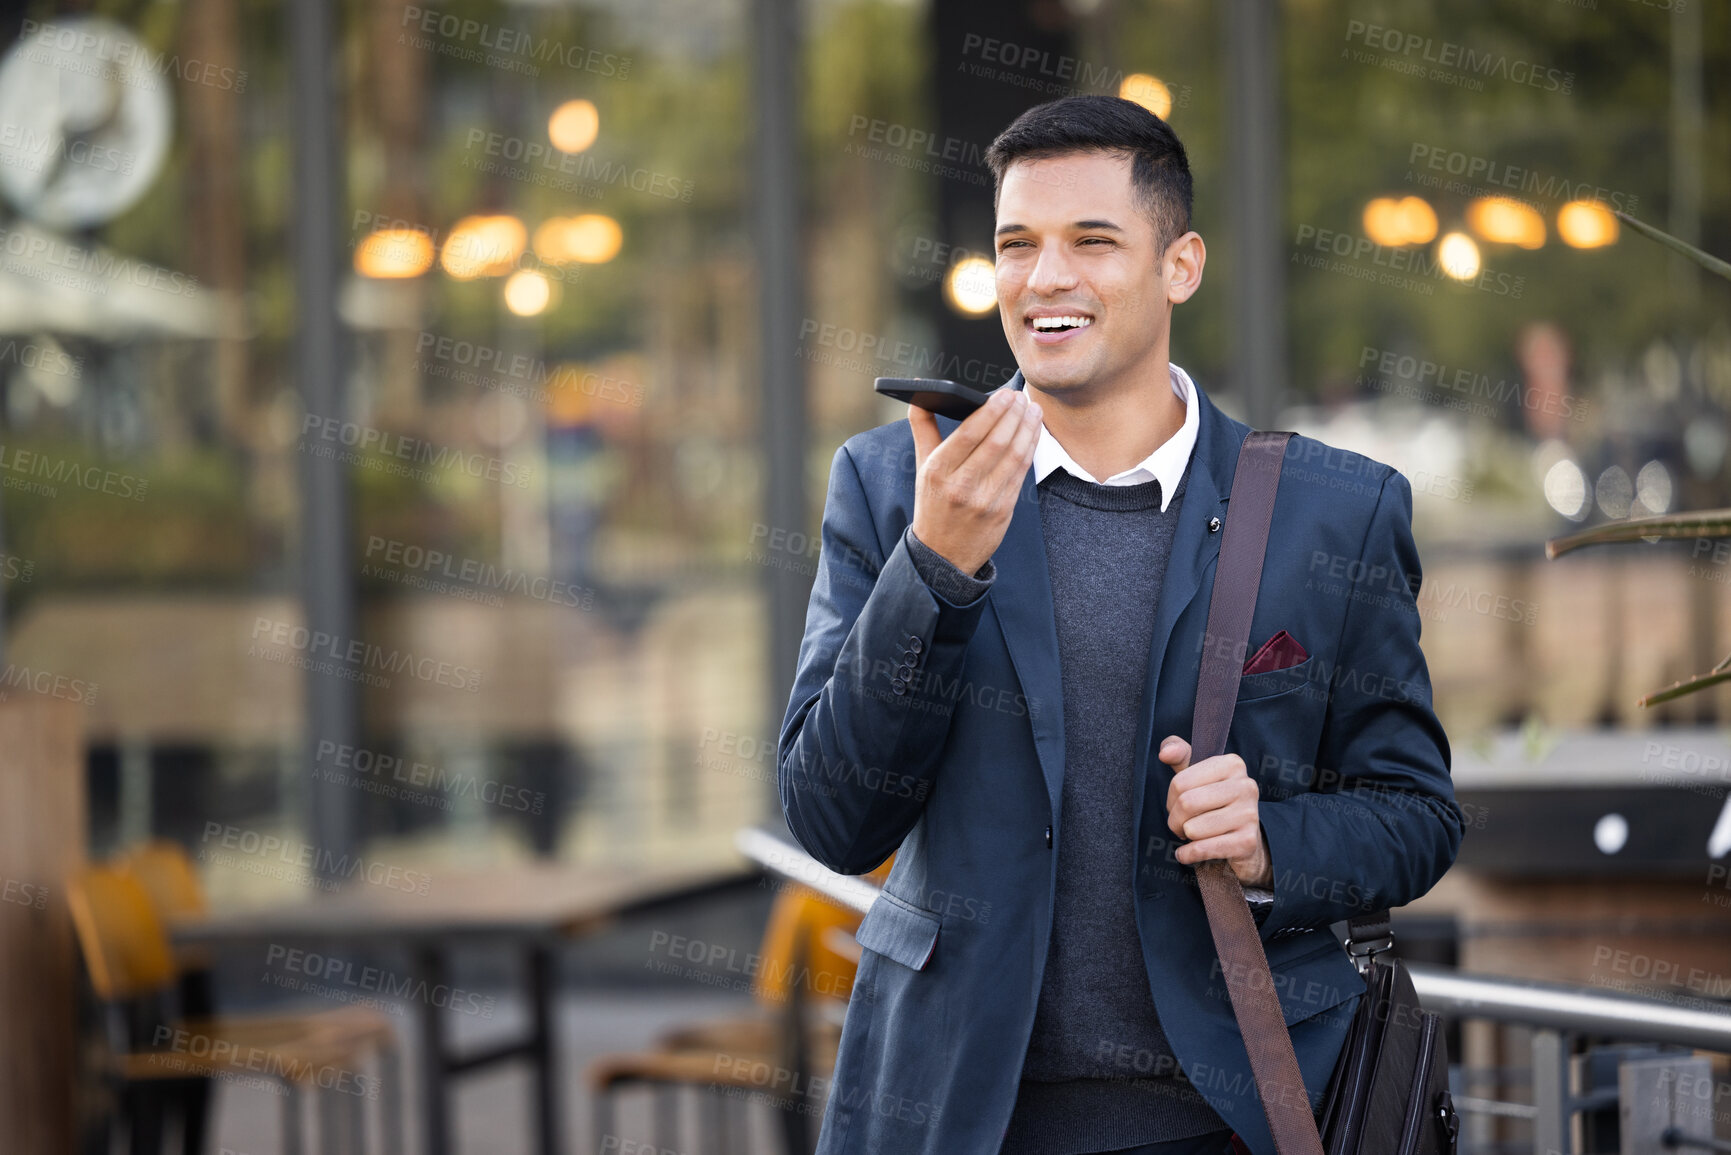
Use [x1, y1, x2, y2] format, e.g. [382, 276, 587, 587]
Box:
[1165, 231, 1206, 305]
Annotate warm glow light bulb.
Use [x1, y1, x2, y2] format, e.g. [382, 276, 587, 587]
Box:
[548, 99, 600, 154]
[503, 270, 553, 316]
[1466, 197, 1545, 249]
[1558, 201, 1618, 249]
[1363, 196, 1436, 246]
[440, 215, 526, 279]
[355, 228, 435, 278]
[1119, 73, 1172, 119]
[944, 256, 997, 316]
[1395, 197, 1437, 244]
[533, 215, 622, 264]
[1437, 232, 1481, 280]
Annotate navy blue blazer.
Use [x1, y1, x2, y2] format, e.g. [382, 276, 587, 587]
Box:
[778, 370, 1462, 1155]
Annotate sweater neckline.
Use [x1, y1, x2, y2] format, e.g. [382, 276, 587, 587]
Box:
[1037, 467, 1179, 512]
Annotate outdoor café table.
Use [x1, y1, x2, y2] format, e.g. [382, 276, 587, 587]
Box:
[170, 861, 755, 1155]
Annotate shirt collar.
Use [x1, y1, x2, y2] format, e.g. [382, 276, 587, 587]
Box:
[1030, 362, 1200, 512]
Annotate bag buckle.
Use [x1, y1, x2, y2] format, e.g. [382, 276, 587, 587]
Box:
[1346, 933, 1393, 976]
[1436, 1088, 1460, 1154]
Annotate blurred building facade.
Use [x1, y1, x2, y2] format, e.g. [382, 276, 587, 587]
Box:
[0, 0, 1724, 927]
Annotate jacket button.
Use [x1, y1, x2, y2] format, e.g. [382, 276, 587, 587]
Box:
[1044, 825, 1053, 849]
[908, 636, 923, 653]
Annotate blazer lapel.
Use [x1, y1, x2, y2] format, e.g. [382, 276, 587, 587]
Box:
[985, 370, 1068, 822]
[1132, 387, 1250, 824]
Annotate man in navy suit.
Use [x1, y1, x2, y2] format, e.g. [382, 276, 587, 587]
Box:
[778, 95, 1461, 1155]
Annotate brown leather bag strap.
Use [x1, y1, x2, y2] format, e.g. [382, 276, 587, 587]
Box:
[1188, 430, 1326, 1155]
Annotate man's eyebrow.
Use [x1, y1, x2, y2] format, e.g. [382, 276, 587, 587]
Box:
[994, 219, 1125, 238]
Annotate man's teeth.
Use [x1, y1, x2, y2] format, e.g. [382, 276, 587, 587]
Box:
[1031, 315, 1092, 331]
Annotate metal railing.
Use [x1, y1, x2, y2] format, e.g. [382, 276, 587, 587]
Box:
[737, 826, 1731, 1154]
[1410, 964, 1731, 1052]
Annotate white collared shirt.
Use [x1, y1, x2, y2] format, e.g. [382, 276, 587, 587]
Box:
[1030, 361, 1200, 512]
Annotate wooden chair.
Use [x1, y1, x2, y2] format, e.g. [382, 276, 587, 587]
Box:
[67, 863, 402, 1155]
[114, 841, 209, 923]
[586, 860, 889, 1155]
[106, 840, 223, 1155]
[113, 840, 220, 1015]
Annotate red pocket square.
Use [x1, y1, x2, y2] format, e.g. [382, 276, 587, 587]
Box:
[1243, 629, 1308, 675]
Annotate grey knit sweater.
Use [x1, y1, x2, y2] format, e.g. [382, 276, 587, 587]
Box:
[906, 463, 1229, 1153]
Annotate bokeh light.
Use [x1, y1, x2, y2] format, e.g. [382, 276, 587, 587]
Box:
[1542, 457, 1588, 520]
[944, 256, 997, 316]
[1595, 464, 1633, 519]
[440, 215, 526, 279]
[548, 99, 600, 154]
[1119, 74, 1172, 119]
[503, 269, 553, 316]
[1437, 232, 1481, 280]
[1362, 196, 1437, 246]
[1466, 197, 1546, 249]
[1635, 460, 1673, 514]
[533, 214, 623, 264]
[1558, 200, 1619, 249]
[355, 228, 434, 278]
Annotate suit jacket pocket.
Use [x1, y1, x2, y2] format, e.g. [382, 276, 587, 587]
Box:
[1266, 931, 1364, 1027]
[854, 890, 940, 972]
[1235, 654, 1317, 703]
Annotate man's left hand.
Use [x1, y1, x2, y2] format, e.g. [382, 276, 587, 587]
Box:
[1160, 736, 1272, 887]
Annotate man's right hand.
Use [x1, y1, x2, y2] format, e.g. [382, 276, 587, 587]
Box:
[907, 386, 1042, 576]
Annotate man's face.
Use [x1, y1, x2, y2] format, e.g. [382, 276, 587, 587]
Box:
[994, 151, 1188, 397]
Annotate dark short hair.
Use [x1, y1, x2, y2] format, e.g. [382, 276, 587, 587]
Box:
[985, 95, 1193, 250]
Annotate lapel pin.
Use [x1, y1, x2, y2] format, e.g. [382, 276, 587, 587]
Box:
[1208, 516, 1222, 533]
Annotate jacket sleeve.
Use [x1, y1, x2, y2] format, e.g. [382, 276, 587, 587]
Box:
[777, 444, 994, 875]
[1255, 469, 1465, 939]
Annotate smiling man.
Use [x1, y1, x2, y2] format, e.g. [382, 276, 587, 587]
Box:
[778, 95, 1461, 1155]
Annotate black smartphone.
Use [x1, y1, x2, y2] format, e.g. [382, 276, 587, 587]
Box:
[873, 377, 996, 420]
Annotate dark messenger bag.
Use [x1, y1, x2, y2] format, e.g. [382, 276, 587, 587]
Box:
[1191, 431, 1459, 1155]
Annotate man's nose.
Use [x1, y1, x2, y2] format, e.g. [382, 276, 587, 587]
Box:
[1026, 246, 1079, 294]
